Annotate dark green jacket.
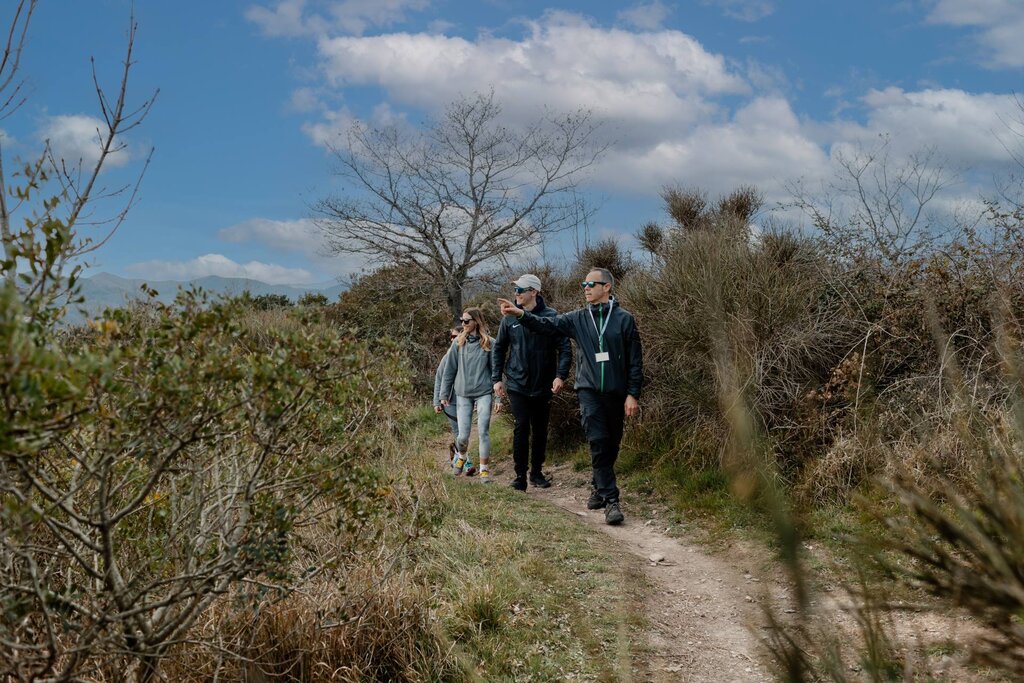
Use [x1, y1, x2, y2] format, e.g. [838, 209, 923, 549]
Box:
[517, 299, 643, 398]
[491, 296, 571, 397]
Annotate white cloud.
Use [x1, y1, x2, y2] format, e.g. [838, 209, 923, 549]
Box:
[702, 0, 775, 22]
[926, 0, 1024, 68]
[259, 7, 1022, 219]
[287, 87, 322, 113]
[829, 87, 1022, 167]
[593, 96, 829, 197]
[245, 0, 317, 37]
[301, 106, 357, 147]
[39, 115, 131, 169]
[246, 0, 430, 37]
[617, 1, 673, 30]
[125, 253, 316, 285]
[219, 218, 324, 256]
[218, 217, 370, 277]
[313, 13, 748, 153]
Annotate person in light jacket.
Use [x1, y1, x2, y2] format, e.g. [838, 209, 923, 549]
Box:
[434, 327, 475, 475]
[440, 307, 497, 482]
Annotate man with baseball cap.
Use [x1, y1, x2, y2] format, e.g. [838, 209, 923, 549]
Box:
[492, 274, 571, 491]
[498, 267, 642, 525]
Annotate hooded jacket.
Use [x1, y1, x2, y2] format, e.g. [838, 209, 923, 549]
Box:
[491, 295, 572, 397]
[516, 299, 642, 398]
[433, 351, 456, 407]
[439, 334, 494, 399]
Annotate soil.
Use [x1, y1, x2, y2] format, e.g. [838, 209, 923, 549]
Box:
[517, 462, 992, 682]
[529, 463, 774, 683]
[454, 447, 994, 681]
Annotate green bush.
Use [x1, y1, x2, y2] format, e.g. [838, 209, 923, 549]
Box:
[0, 177, 408, 679]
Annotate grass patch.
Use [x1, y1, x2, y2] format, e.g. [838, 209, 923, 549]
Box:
[397, 405, 652, 681]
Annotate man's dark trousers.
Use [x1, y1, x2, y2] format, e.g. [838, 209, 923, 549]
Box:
[576, 388, 625, 503]
[507, 390, 552, 478]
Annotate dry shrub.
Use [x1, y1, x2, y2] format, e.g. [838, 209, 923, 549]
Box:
[325, 265, 451, 392]
[793, 435, 880, 507]
[164, 575, 459, 682]
[621, 211, 853, 480]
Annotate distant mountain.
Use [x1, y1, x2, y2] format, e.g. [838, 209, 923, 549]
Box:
[69, 273, 348, 323]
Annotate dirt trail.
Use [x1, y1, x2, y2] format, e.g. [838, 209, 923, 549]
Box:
[522, 463, 989, 682]
[528, 465, 774, 683]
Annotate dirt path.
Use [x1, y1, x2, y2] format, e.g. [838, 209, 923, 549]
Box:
[527, 464, 774, 683]
[454, 441, 990, 680]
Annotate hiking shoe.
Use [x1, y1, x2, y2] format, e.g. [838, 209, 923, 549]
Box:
[586, 490, 606, 510]
[452, 455, 466, 476]
[463, 465, 477, 477]
[604, 501, 624, 525]
[479, 470, 492, 484]
[510, 476, 527, 491]
[529, 472, 552, 488]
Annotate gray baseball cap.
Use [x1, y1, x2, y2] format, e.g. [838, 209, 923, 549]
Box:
[511, 273, 542, 291]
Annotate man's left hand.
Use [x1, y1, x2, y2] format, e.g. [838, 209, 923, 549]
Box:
[625, 395, 639, 418]
[552, 377, 564, 395]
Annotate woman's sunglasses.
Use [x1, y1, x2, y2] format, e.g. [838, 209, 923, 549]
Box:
[460, 317, 474, 324]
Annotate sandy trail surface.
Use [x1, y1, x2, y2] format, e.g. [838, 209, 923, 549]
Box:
[528, 465, 774, 683]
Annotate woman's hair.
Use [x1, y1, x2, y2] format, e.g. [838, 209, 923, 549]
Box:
[456, 307, 491, 350]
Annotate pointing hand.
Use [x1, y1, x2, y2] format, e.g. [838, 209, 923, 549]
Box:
[497, 298, 523, 317]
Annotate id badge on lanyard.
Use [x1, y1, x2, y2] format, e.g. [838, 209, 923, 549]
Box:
[589, 301, 614, 363]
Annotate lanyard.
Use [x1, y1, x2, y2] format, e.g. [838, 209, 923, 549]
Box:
[587, 299, 614, 349]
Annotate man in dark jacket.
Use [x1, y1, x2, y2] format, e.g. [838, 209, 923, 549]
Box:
[492, 274, 572, 492]
[498, 267, 642, 525]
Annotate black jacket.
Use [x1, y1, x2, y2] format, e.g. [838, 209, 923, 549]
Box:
[491, 296, 571, 397]
[517, 299, 642, 398]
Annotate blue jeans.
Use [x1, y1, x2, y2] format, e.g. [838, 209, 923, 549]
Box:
[456, 394, 492, 462]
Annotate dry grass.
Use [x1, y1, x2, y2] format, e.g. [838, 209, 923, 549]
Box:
[165, 572, 458, 682]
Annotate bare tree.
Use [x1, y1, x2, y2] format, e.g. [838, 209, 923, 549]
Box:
[314, 90, 604, 320]
[786, 135, 958, 266]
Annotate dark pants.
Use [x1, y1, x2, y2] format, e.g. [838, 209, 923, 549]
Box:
[576, 389, 625, 504]
[507, 390, 552, 478]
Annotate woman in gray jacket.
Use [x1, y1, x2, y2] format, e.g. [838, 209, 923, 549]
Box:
[440, 307, 496, 482]
[434, 327, 476, 475]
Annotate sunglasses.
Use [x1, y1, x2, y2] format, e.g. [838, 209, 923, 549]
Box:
[581, 280, 608, 289]
[460, 317, 474, 324]
[513, 286, 534, 294]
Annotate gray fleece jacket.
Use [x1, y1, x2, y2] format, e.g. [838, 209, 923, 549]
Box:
[439, 335, 493, 399]
[433, 352, 456, 407]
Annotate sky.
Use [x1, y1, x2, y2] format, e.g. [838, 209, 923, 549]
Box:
[6, 0, 1024, 285]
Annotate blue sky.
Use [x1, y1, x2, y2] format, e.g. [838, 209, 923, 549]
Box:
[7, 0, 1023, 284]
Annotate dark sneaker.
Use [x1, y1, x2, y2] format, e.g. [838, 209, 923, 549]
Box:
[510, 476, 527, 491]
[529, 472, 552, 488]
[604, 501, 624, 525]
[586, 490, 605, 510]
